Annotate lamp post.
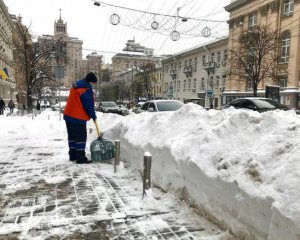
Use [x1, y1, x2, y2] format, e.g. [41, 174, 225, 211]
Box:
[131, 65, 136, 102]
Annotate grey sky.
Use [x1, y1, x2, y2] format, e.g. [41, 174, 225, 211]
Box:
[5, 0, 230, 63]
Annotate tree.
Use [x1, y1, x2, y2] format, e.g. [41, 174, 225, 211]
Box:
[229, 25, 281, 96]
[135, 61, 156, 100]
[13, 25, 61, 109]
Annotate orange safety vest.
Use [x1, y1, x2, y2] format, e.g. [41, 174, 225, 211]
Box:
[64, 88, 90, 121]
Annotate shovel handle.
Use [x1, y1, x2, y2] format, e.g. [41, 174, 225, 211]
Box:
[94, 120, 102, 138]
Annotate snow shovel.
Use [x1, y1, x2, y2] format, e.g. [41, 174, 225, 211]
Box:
[90, 120, 115, 161]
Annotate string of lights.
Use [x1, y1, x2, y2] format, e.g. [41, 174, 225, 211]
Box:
[91, 0, 228, 41]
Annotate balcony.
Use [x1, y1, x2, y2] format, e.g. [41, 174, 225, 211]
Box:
[203, 61, 215, 69]
[183, 66, 193, 77]
[170, 69, 177, 80]
[203, 62, 216, 74]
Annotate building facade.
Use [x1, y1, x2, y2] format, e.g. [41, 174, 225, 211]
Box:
[225, 0, 300, 108]
[38, 10, 83, 87]
[111, 40, 154, 82]
[81, 52, 102, 99]
[162, 38, 228, 108]
[0, 0, 15, 103]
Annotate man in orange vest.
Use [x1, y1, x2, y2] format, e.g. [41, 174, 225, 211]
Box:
[64, 72, 97, 164]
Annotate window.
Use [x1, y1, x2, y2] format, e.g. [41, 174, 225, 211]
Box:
[193, 79, 196, 89]
[223, 50, 227, 61]
[246, 81, 252, 91]
[281, 31, 290, 63]
[210, 53, 214, 62]
[222, 75, 226, 87]
[284, 0, 294, 16]
[248, 12, 257, 27]
[278, 76, 288, 88]
[194, 57, 197, 71]
[202, 55, 206, 65]
[216, 76, 220, 87]
[177, 81, 180, 91]
[217, 52, 221, 62]
[210, 77, 213, 88]
[188, 79, 191, 90]
[201, 78, 205, 89]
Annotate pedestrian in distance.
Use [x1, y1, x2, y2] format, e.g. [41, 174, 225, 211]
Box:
[36, 101, 41, 113]
[63, 72, 98, 164]
[0, 97, 5, 115]
[8, 99, 15, 114]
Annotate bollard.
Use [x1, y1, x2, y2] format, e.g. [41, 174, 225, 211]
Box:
[114, 140, 120, 173]
[143, 152, 152, 197]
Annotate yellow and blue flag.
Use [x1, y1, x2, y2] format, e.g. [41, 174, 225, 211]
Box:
[0, 67, 8, 80]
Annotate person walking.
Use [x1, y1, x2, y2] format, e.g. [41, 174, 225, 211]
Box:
[36, 101, 41, 113]
[63, 72, 97, 164]
[0, 98, 5, 115]
[8, 100, 15, 114]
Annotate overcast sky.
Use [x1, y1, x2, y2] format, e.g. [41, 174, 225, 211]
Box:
[5, 0, 231, 63]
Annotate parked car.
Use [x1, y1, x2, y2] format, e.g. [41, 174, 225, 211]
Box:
[223, 97, 298, 113]
[40, 100, 50, 108]
[51, 101, 67, 112]
[135, 100, 184, 113]
[96, 101, 129, 115]
[184, 98, 205, 107]
[118, 104, 130, 116]
[132, 101, 146, 113]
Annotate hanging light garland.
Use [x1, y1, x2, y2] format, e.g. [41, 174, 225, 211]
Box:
[109, 13, 120, 25]
[92, 0, 226, 41]
[151, 19, 159, 30]
[170, 30, 180, 41]
[202, 26, 211, 37]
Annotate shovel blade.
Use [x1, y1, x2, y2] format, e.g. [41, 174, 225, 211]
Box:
[90, 138, 115, 161]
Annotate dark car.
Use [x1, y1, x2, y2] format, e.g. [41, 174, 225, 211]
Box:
[223, 97, 293, 113]
[96, 101, 130, 115]
[96, 101, 122, 115]
[135, 100, 184, 113]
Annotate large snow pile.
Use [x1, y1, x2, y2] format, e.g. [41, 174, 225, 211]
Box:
[97, 104, 300, 240]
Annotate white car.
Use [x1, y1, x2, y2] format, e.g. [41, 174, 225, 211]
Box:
[51, 102, 67, 112]
[135, 100, 184, 113]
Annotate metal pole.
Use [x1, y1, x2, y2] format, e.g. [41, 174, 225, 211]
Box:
[143, 152, 152, 198]
[114, 140, 120, 173]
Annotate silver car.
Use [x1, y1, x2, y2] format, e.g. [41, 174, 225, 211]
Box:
[135, 100, 184, 113]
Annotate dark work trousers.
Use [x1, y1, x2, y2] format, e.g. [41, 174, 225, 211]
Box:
[65, 121, 87, 162]
[0, 108, 3, 115]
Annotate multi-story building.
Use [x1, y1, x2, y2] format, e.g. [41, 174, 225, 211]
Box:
[10, 14, 30, 105]
[162, 38, 228, 108]
[81, 52, 102, 99]
[0, 0, 15, 103]
[111, 39, 154, 82]
[38, 10, 83, 87]
[225, 0, 300, 108]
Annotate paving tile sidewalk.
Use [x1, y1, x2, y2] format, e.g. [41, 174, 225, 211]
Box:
[0, 134, 232, 240]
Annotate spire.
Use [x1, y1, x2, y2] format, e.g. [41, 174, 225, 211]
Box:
[59, 8, 62, 21]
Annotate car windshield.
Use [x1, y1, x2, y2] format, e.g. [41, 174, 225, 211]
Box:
[156, 101, 184, 111]
[102, 102, 117, 107]
[252, 99, 289, 110]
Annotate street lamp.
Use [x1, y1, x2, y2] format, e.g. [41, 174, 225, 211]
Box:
[94, 1, 100, 6]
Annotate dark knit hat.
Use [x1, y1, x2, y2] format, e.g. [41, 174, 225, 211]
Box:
[85, 72, 97, 82]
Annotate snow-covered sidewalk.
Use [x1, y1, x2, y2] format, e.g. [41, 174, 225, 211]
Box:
[0, 110, 232, 240]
